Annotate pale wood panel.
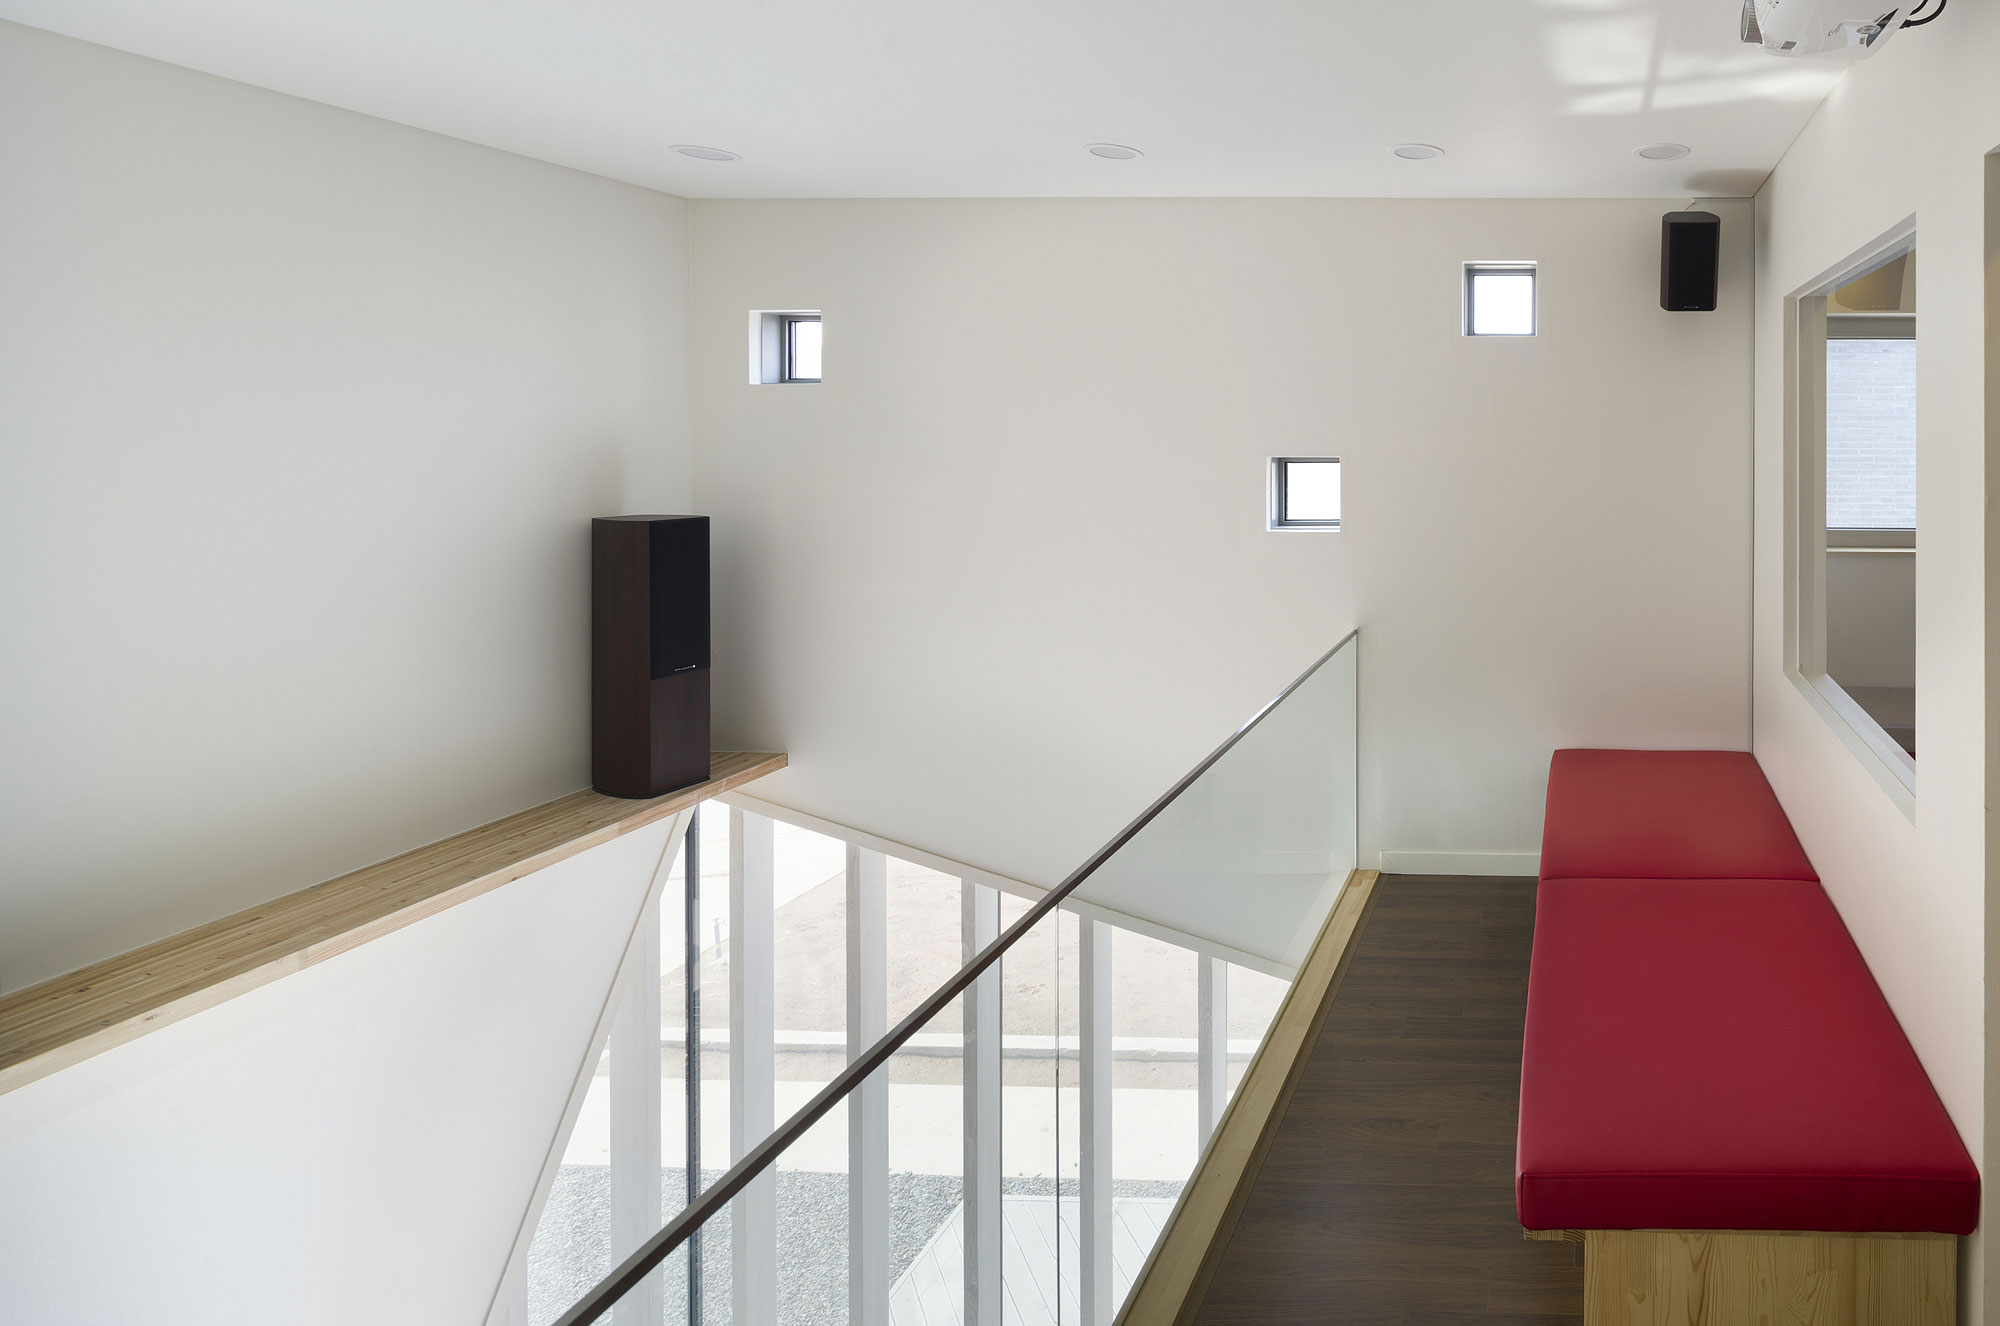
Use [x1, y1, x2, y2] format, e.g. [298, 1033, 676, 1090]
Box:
[1583, 1228, 1954, 1326]
[1114, 870, 1379, 1326]
[0, 752, 785, 1098]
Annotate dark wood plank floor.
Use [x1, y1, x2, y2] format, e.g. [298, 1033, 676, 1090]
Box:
[1191, 875, 1583, 1326]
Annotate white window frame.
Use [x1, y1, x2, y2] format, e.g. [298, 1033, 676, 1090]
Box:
[1785, 222, 1918, 816]
[781, 314, 822, 383]
[1267, 456, 1341, 532]
[1462, 261, 1538, 337]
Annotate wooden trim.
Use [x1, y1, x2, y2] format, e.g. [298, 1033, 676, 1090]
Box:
[1582, 1227, 1954, 1325]
[0, 752, 786, 1098]
[1114, 869, 1379, 1326]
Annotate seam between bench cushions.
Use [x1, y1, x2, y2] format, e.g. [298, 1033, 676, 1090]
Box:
[1534, 873, 1825, 884]
[1518, 1171, 1976, 1185]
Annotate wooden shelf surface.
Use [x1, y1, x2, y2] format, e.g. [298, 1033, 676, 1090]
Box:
[0, 751, 786, 1098]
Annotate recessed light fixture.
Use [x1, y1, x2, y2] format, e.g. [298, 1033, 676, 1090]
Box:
[1390, 143, 1445, 160]
[673, 145, 739, 162]
[1635, 143, 1691, 160]
[1085, 143, 1143, 160]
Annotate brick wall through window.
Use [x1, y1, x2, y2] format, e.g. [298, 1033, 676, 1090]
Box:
[1825, 338, 1916, 530]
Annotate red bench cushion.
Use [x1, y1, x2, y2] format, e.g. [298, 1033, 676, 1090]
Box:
[1517, 877, 1978, 1234]
[1540, 749, 1816, 882]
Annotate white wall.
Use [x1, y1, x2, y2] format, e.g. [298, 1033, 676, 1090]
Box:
[1825, 551, 1916, 689]
[0, 817, 672, 1326]
[1749, 9, 2000, 1317]
[689, 197, 1754, 890]
[0, 21, 692, 992]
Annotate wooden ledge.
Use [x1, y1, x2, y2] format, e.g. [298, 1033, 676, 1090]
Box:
[0, 752, 785, 1098]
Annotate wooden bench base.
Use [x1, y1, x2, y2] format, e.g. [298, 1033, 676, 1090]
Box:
[1525, 1228, 1955, 1325]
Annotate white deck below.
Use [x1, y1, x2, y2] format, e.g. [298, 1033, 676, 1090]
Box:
[889, 1194, 1178, 1326]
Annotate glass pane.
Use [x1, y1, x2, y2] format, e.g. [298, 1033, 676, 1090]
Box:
[526, 1033, 614, 1325]
[642, 814, 704, 1323]
[773, 819, 846, 1132]
[1470, 268, 1535, 335]
[789, 319, 822, 380]
[552, 630, 1361, 1326]
[673, 802, 729, 1323]
[777, 1106, 849, 1325]
[883, 976, 967, 1326]
[999, 896, 1067, 1324]
[1053, 908, 1081, 1325]
[1069, 634, 1357, 972]
[1109, 926, 1197, 1316]
[1825, 339, 1917, 530]
[886, 856, 967, 1028]
[770, 820, 847, 1320]
[1283, 460, 1341, 524]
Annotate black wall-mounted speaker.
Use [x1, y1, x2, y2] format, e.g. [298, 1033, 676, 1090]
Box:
[593, 515, 710, 798]
[1661, 211, 1721, 312]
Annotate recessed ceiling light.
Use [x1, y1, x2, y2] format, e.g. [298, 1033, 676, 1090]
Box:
[673, 145, 739, 162]
[1390, 144, 1445, 161]
[1085, 143, 1143, 160]
[1635, 143, 1691, 161]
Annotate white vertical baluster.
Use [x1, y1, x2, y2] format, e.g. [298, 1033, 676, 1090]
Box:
[847, 845, 889, 1325]
[1080, 918, 1114, 1326]
[962, 882, 1003, 1326]
[611, 884, 664, 1325]
[731, 807, 777, 1325]
[1197, 955, 1230, 1148]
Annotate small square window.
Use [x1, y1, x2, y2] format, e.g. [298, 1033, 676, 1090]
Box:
[1465, 263, 1537, 336]
[1269, 457, 1341, 531]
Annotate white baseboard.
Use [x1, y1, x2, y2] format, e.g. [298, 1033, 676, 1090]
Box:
[1376, 850, 1540, 877]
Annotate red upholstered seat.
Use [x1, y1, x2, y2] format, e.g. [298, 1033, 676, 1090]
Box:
[1540, 749, 1817, 882]
[1517, 877, 1978, 1234]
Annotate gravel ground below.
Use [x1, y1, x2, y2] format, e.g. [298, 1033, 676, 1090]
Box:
[527, 1167, 965, 1326]
[528, 1168, 1184, 1324]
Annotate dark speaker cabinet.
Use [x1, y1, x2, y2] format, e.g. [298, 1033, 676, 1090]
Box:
[592, 515, 711, 798]
[1660, 211, 1721, 312]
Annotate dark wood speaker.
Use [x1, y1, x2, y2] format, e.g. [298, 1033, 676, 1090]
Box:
[592, 515, 711, 798]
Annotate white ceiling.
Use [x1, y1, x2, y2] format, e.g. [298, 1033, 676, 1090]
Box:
[0, 0, 1844, 199]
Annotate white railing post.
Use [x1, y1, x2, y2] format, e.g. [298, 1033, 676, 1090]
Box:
[848, 845, 890, 1325]
[730, 807, 777, 1325]
[610, 885, 664, 1325]
[961, 881, 1003, 1325]
[1080, 917, 1114, 1326]
[1198, 954, 1229, 1148]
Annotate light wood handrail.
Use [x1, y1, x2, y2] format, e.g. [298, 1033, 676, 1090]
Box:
[0, 751, 786, 1098]
[1115, 869, 1380, 1326]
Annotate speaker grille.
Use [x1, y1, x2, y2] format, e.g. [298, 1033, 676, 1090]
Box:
[648, 517, 711, 678]
[1661, 213, 1721, 312]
